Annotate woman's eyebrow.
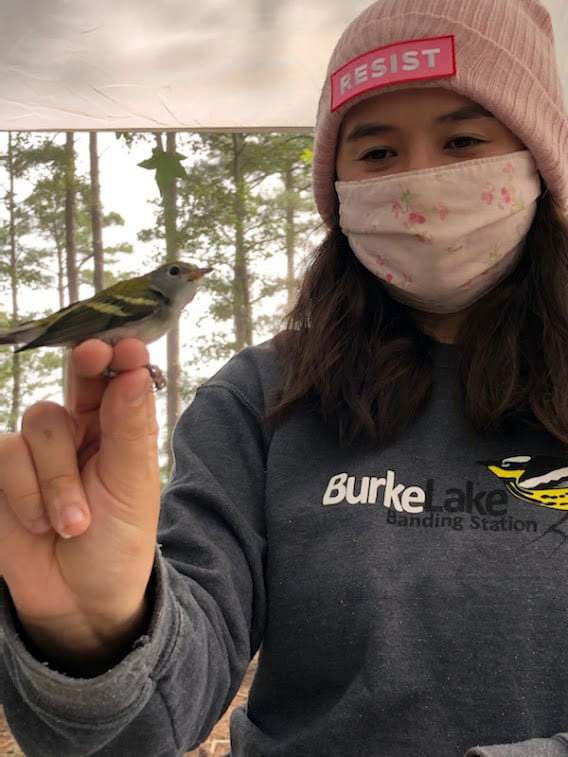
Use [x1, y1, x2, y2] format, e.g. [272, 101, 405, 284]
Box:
[437, 104, 495, 123]
[345, 104, 495, 141]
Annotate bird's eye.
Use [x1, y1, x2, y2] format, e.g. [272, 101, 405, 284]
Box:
[168, 265, 182, 277]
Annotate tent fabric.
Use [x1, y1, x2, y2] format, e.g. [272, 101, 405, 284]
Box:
[0, 0, 565, 132]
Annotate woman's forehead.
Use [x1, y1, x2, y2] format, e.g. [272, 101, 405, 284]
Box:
[342, 87, 480, 123]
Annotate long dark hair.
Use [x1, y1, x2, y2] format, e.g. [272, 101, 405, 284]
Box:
[271, 191, 568, 446]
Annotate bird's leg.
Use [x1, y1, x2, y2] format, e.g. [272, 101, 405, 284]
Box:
[102, 366, 118, 380]
[102, 364, 167, 391]
[146, 364, 167, 391]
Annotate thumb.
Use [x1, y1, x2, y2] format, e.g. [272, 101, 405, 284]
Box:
[97, 368, 160, 520]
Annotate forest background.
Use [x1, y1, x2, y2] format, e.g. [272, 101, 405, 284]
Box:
[0, 129, 321, 478]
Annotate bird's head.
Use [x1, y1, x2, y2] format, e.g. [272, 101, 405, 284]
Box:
[478, 455, 531, 481]
[148, 261, 212, 307]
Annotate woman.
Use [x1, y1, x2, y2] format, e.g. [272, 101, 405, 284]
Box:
[1, 0, 568, 755]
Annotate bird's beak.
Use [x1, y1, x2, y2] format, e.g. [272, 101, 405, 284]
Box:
[184, 267, 213, 281]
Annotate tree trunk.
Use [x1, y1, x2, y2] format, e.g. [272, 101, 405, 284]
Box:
[89, 132, 105, 292]
[284, 166, 297, 311]
[164, 132, 181, 474]
[232, 133, 253, 349]
[57, 241, 66, 387]
[65, 132, 78, 303]
[7, 133, 20, 431]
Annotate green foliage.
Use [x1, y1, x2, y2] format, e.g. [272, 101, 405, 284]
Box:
[138, 146, 188, 198]
[0, 132, 139, 430]
[0, 347, 63, 431]
[0, 129, 321, 439]
[10, 135, 66, 179]
[136, 130, 318, 405]
[23, 162, 130, 278]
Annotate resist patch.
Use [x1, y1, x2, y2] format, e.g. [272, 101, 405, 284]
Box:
[331, 36, 456, 111]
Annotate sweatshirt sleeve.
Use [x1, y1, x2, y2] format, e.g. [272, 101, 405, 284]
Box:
[0, 349, 269, 757]
[465, 735, 568, 756]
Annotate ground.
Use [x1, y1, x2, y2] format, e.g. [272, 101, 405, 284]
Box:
[0, 657, 257, 757]
[0, 716, 23, 757]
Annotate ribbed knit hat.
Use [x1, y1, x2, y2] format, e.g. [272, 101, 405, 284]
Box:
[312, 0, 568, 227]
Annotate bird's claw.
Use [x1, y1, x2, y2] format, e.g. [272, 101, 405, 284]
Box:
[102, 364, 167, 391]
[146, 364, 167, 391]
[103, 366, 118, 380]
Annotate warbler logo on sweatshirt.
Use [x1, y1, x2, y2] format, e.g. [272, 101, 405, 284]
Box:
[321, 457, 568, 546]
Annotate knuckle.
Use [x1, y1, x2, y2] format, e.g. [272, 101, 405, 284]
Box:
[21, 401, 63, 434]
[0, 431, 18, 447]
[0, 433, 19, 460]
[0, 486, 45, 531]
[12, 488, 42, 512]
[0, 434, 32, 487]
[38, 471, 79, 497]
[108, 418, 157, 443]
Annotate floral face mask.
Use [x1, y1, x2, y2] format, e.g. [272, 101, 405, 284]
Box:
[335, 150, 542, 313]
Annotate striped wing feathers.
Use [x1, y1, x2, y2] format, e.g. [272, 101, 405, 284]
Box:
[18, 290, 160, 350]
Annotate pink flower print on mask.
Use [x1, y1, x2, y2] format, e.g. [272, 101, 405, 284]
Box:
[501, 186, 512, 204]
[409, 211, 426, 224]
[482, 182, 495, 205]
[399, 189, 429, 230]
[403, 202, 428, 231]
[391, 201, 401, 219]
[481, 162, 524, 213]
[436, 202, 450, 221]
[374, 255, 386, 272]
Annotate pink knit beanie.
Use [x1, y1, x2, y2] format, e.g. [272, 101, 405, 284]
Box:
[312, 0, 568, 227]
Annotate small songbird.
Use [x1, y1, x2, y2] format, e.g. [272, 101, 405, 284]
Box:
[0, 260, 212, 389]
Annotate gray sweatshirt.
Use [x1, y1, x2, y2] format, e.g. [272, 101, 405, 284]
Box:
[2, 339, 568, 757]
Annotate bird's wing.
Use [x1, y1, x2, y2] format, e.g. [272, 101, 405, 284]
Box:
[19, 292, 161, 350]
[520, 465, 568, 490]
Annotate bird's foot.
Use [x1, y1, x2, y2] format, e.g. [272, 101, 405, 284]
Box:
[102, 364, 167, 391]
[146, 364, 167, 391]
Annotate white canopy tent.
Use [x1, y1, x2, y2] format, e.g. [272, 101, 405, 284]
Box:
[0, 0, 565, 132]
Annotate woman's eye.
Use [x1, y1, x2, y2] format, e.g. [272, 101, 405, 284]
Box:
[360, 148, 395, 162]
[447, 136, 485, 150]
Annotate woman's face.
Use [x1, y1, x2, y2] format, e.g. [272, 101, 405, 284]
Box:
[335, 87, 526, 181]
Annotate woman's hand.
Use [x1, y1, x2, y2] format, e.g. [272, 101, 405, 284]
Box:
[0, 338, 161, 674]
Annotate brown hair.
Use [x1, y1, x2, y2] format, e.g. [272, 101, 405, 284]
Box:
[271, 191, 568, 446]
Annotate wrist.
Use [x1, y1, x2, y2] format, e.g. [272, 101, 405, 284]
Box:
[15, 592, 153, 678]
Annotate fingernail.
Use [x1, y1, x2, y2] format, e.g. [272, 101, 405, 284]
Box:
[59, 506, 85, 538]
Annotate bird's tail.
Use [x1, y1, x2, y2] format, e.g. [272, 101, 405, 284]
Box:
[0, 323, 39, 347]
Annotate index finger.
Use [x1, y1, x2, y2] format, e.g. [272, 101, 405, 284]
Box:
[65, 339, 151, 416]
[64, 339, 112, 416]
